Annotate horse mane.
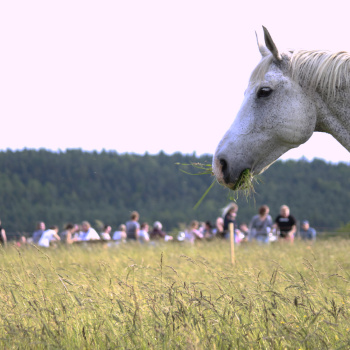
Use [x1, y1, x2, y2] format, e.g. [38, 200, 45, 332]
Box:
[249, 49, 350, 99]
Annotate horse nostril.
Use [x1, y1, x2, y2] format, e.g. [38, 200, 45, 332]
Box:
[220, 158, 227, 172]
[219, 158, 230, 184]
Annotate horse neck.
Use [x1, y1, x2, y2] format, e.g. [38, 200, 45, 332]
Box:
[314, 88, 350, 152]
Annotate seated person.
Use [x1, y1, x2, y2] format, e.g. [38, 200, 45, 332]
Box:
[185, 220, 203, 244]
[213, 217, 224, 237]
[138, 222, 150, 243]
[149, 221, 167, 240]
[38, 225, 60, 248]
[77, 221, 100, 241]
[59, 223, 77, 244]
[100, 225, 112, 240]
[32, 221, 46, 244]
[112, 224, 127, 242]
[274, 205, 296, 242]
[203, 221, 214, 239]
[299, 220, 316, 241]
[238, 223, 250, 241]
[249, 205, 273, 243]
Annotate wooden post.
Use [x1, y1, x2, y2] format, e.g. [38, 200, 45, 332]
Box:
[229, 222, 235, 265]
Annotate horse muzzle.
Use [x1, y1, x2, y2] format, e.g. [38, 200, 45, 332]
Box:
[212, 154, 253, 190]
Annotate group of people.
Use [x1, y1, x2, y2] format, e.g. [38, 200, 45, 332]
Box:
[213, 203, 316, 244]
[30, 211, 174, 248]
[19, 204, 316, 248]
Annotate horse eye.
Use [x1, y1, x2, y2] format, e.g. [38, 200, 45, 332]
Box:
[257, 87, 273, 98]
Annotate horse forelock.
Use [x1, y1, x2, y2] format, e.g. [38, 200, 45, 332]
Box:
[249, 49, 350, 99]
[248, 54, 274, 89]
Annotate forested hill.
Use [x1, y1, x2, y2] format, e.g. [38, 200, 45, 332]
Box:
[0, 149, 349, 235]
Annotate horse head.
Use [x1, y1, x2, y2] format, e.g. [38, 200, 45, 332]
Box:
[212, 27, 318, 190]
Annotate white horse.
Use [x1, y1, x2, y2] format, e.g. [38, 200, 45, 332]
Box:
[213, 27, 350, 190]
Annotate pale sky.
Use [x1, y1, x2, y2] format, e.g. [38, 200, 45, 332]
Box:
[0, 1, 349, 164]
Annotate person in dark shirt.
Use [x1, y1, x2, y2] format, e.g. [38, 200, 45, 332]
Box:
[223, 203, 238, 234]
[222, 203, 243, 242]
[274, 205, 296, 242]
[126, 211, 140, 241]
[149, 221, 166, 240]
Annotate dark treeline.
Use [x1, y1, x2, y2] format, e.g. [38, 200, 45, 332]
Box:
[0, 149, 349, 236]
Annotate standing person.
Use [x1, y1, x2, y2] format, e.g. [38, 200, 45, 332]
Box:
[32, 221, 46, 244]
[77, 221, 100, 241]
[222, 203, 242, 242]
[300, 220, 317, 242]
[0, 219, 7, 247]
[100, 225, 112, 240]
[59, 223, 77, 244]
[126, 211, 140, 241]
[38, 226, 60, 248]
[138, 222, 150, 243]
[249, 205, 273, 243]
[274, 205, 297, 242]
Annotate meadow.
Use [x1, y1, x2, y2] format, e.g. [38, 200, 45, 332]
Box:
[1, 239, 350, 349]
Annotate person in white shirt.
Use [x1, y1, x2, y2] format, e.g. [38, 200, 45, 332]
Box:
[38, 226, 60, 248]
[112, 224, 127, 242]
[138, 222, 150, 243]
[78, 221, 100, 241]
[100, 225, 112, 240]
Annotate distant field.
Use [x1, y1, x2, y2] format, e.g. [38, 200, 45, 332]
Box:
[1, 240, 350, 349]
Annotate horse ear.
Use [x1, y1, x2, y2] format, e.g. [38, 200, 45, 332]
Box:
[262, 26, 282, 61]
[255, 31, 270, 57]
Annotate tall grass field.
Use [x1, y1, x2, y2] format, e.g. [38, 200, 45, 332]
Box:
[1, 240, 350, 349]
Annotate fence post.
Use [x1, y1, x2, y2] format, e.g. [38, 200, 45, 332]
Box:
[229, 222, 235, 265]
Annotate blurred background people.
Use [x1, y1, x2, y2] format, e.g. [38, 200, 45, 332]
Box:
[149, 221, 173, 242]
[223, 203, 239, 239]
[38, 225, 60, 248]
[300, 220, 317, 242]
[238, 223, 249, 241]
[100, 224, 112, 240]
[32, 221, 46, 244]
[150, 221, 166, 240]
[126, 211, 140, 241]
[77, 221, 100, 241]
[203, 221, 214, 239]
[274, 205, 297, 242]
[249, 205, 273, 243]
[138, 222, 150, 243]
[59, 223, 77, 244]
[214, 217, 224, 238]
[15, 235, 27, 248]
[185, 220, 203, 244]
[0, 219, 7, 247]
[112, 224, 127, 242]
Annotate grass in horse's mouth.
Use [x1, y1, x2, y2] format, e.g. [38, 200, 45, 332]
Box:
[228, 169, 256, 201]
[232, 169, 253, 191]
[177, 163, 256, 208]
